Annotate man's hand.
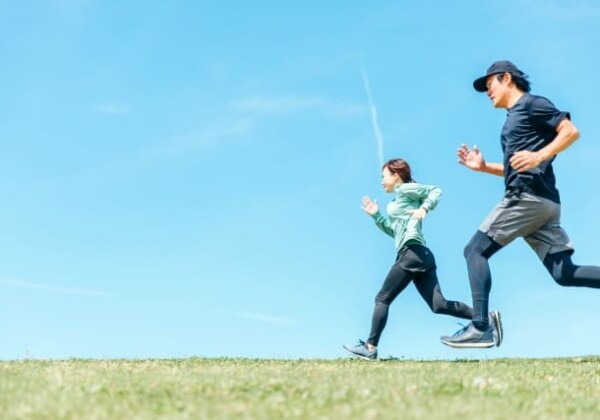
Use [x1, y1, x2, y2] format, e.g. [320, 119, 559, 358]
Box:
[457, 144, 485, 171]
[509, 150, 544, 172]
[361, 196, 379, 216]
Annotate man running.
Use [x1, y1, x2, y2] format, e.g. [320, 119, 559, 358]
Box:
[441, 60, 600, 348]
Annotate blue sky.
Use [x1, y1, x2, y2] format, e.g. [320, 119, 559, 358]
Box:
[1, 0, 599, 360]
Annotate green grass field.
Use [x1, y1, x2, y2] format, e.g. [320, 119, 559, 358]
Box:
[1, 357, 600, 419]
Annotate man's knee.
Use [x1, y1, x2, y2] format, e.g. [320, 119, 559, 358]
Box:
[544, 251, 576, 286]
[464, 231, 501, 261]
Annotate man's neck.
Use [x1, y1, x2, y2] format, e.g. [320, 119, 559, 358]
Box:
[506, 89, 525, 109]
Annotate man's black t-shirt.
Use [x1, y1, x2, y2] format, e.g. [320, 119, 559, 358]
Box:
[501, 92, 570, 204]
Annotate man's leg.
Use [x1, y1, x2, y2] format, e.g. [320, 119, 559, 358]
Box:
[463, 193, 551, 328]
[463, 230, 502, 330]
[543, 251, 600, 288]
[441, 192, 547, 348]
[439, 231, 502, 348]
[522, 198, 600, 288]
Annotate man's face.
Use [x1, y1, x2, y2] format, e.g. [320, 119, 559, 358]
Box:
[485, 73, 510, 108]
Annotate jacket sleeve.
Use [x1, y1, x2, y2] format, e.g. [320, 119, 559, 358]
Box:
[399, 183, 442, 212]
[371, 211, 395, 238]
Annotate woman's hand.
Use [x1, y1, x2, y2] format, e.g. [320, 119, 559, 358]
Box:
[406, 207, 427, 220]
[361, 196, 379, 215]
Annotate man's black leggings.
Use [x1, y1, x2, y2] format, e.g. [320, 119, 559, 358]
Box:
[464, 230, 600, 330]
[367, 244, 473, 347]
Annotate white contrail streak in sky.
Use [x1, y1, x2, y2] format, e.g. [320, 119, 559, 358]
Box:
[0, 278, 111, 297]
[361, 66, 384, 168]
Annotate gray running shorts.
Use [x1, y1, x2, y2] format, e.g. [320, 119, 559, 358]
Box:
[479, 192, 574, 260]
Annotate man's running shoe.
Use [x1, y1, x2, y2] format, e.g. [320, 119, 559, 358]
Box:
[440, 323, 495, 349]
[489, 310, 503, 347]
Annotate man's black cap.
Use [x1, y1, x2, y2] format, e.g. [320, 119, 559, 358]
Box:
[473, 60, 526, 92]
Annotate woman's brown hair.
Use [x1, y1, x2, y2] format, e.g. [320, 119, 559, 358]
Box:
[383, 159, 414, 183]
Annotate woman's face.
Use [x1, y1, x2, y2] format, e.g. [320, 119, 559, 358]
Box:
[381, 166, 402, 192]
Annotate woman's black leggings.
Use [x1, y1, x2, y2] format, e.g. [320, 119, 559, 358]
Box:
[367, 244, 473, 346]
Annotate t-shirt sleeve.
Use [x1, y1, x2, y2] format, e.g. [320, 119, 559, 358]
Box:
[529, 96, 571, 131]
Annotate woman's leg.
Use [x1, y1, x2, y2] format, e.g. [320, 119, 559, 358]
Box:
[367, 261, 414, 347]
[414, 269, 473, 320]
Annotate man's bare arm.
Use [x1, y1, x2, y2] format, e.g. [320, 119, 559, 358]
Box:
[509, 118, 579, 172]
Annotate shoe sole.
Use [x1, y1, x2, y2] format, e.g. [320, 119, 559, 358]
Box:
[439, 338, 495, 349]
[490, 310, 503, 347]
[342, 345, 377, 361]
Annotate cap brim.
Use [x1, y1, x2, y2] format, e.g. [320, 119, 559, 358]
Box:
[473, 76, 488, 92]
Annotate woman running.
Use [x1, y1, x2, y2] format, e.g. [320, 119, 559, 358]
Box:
[343, 158, 499, 360]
